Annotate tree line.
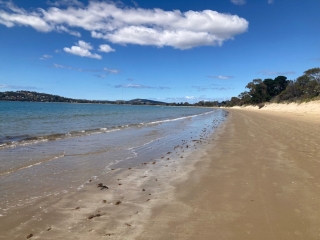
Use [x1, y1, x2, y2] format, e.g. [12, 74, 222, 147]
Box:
[227, 67, 320, 107]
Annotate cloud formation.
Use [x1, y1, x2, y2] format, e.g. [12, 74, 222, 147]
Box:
[185, 96, 195, 99]
[56, 25, 81, 37]
[104, 68, 119, 74]
[160, 96, 229, 103]
[193, 85, 233, 91]
[52, 63, 105, 73]
[40, 54, 53, 60]
[207, 75, 234, 80]
[99, 44, 115, 53]
[0, 84, 40, 90]
[0, 1, 249, 50]
[114, 84, 170, 89]
[268, 0, 274, 4]
[64, 40, 102, 59]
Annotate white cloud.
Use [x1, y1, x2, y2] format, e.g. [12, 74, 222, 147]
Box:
[185, 96, 195, 99]
[56, 25, 81, 37]
[64, 40, 101, 59]
[114, 84, 170, 89]
[99, 44, 115, 53]
[231, 0, 246, 5]
[52, 63, 73, 70]
[207, 75, 234, 80]
[0, 2, 52, 32]
[0, 1, 249, 50]
[77, 40, 92, 50]
[268, 0, 274, 4]
[40, 54, 53, 60]
[104, 68, 119, 74]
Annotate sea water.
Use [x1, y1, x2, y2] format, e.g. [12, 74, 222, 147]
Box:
[0, 101, 226, 217]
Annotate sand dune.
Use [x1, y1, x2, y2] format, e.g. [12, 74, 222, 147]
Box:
[232, 100, 320, 116]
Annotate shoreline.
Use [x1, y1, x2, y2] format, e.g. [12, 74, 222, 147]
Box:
[137, 107, 320, 239]
[0, 110, 226, 239]
[2, 104, 320, 239]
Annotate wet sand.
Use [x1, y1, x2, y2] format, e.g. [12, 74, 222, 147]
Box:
[137, 109, 320, 239]
[0, 112, 225, 240]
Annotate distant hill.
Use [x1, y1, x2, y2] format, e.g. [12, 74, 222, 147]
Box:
[126, 99, 167, 105]
[0, 91, 167, 105]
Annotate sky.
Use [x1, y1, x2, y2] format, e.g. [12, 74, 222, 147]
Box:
[0, 0, 319, 103]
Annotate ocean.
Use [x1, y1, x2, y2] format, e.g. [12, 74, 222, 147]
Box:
[0, 101, 226, 221]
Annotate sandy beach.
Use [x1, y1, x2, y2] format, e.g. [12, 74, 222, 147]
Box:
[0, 109, 226, 240]
[137, 106, 320, 239]
[1, 104, 320, 239]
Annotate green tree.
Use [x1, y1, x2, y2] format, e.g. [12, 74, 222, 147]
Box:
[246, 79, 268, 104]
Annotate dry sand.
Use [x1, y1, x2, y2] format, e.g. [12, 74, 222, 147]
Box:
[137, 108, 320, 240]
[232, 100, 320, 116]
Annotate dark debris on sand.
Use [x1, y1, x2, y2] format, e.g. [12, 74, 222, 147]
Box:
[26, 234, 33, 239]
[97, 183, 108, 190]
[88, 213, 102, 220]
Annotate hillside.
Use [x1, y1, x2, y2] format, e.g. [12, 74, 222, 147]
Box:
[0, 91, 167, 105]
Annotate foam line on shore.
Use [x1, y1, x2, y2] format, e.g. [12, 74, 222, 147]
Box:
[0, 110, 217, 150]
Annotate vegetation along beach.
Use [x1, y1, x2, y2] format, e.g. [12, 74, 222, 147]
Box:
[1, 0, 320, 239]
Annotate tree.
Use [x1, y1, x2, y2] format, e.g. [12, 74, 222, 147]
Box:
[263, 78, 276, 100]
[304, 67, 320, 83]
[246, 79, 268, 104]
[238, 91, 251, 105]
[274, 76, 289, 94]
[263, 76, 288, 100]
[229, 97, 241, 106]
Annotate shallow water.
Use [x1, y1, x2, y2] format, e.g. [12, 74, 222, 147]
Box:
[0, 102, 216, 147]
[0, 102, 226, 218]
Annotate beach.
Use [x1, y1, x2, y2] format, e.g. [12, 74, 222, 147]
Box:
[1, 103, 320, 239]
[0, 103, 226, 239]
[137, 107, 320, 239]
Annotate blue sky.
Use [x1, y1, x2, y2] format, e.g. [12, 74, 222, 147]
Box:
[0, 0, 319, 103]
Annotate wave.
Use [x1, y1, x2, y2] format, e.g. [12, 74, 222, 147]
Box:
[0, 153, 65, 176]
[0, 110, 217, 150]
